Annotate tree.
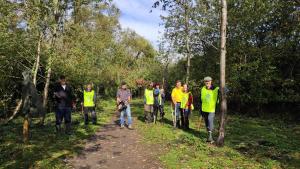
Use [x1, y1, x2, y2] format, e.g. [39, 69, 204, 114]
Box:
[216, 0, 227, 146]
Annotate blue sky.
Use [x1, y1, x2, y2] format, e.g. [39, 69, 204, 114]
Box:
[113, 0, 166, 48]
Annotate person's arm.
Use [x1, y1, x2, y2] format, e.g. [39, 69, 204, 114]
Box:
[94, 91, 97, 106]
[116, 90, 120, 104]
[127, 90, 131, 104]
[171, 89, 176, 105]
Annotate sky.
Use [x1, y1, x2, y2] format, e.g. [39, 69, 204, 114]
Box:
[113, 0, 166, 48]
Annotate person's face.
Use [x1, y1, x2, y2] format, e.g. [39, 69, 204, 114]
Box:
[121, 84, 127, 90]
[87, 84, 92, 91]
[205, 80, 212, 88]
[176, 82, 181, 88]
[60, 79, 66, 85]
[156, 85, 159, 89]
[149, 82, 153, 88]
[183, 84, 188, 92]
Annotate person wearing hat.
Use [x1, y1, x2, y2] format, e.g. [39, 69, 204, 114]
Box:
[200, 76, 219, 143]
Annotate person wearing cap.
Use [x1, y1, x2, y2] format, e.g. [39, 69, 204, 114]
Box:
[200, 76, 219, 143]
[82, 83, 97, 125]
[144, 82, 154, 123]
[171, 80, 184, 128]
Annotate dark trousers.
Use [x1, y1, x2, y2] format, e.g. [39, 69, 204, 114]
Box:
[201, 111, 215, 132]
[183, 109, 191, 129]
[55, 107, 72, 125]
[153, 105, 164, 120]
[84, 107, 97, 124]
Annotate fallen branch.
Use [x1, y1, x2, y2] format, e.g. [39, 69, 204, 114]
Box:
[5, 99, 23, 124]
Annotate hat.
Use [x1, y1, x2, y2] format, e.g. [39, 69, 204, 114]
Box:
[204, 76, 212, 81]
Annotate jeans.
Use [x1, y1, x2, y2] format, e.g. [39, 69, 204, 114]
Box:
[201, 111, 215, 132]
[120, 104, 132, 125]
[56, 107, 72, 125]
[173, 103, 181, 118]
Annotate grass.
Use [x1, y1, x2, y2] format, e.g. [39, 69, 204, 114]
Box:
[0, 99, 115, 169]
[130, 99, 300, 169]
[1, 98, 299, 169]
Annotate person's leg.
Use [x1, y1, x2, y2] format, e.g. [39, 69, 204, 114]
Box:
[120, 109, 125, 128]
[201, 111, 209, 131]
[153, 105, 158, 123]
[64, 107, 72, 134]
[144, 104, 149, 123]
[207, 113, 215, 132]
[55, 107, 63, 132]
[159, 105, 164, 119]
[83, 107, 89, 125]
[91, 107, 97, 124]
[126, 105, 132, 128]
[180, 108, 184, 128]
[183, 109, 190, 129]
[175, 103, 181, 128]
[207, 112, 215, 142]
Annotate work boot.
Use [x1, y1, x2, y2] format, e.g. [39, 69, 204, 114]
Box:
[65, 123, 72, 135]
[128, 124, 133, 129]
[207, 131, 214, 143]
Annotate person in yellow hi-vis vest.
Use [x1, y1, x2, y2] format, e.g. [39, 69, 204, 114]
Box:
[82, 83, 97, 125]
[180, 84, 194, 130]
[200, 76, 219, 143]
[171, 80, 183, 128]
[144, 82, 154, 123]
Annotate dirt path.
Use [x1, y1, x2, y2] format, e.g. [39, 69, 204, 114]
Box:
[67, 115, 163, 169]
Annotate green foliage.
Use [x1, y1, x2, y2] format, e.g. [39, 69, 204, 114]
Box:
[0, 99, 114, 168]
[131, 99, 300, 169]
[162, 0, 299, 111]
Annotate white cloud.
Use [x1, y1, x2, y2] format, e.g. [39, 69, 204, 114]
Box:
[113, 0, 166, 48]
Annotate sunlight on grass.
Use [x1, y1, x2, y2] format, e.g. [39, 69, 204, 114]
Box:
[0, 99, 115, 169]
[130, 99, 300, 169]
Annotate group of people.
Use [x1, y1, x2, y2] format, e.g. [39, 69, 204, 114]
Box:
[116, 76, 220, 143]
[53, 75, 98, 134]
[53, 75, 219, 142]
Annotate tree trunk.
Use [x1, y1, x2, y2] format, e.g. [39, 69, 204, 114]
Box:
[40, 67, 51, 125]
[184, 2, 191, 84]
[217, 0, 228, 147]
[33, 33, 42, 86]
[74, 0, 81, 24]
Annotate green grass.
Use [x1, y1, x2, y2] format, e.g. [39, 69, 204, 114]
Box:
[1, 99, 299, 169]
[130, 99, 300, 169]
[0, 99, 115, 169]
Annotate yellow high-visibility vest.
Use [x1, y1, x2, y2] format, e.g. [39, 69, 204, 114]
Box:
[201, 86, 219, 113]
[144, 88, 154, 105]
[84, 90, 95, 107]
